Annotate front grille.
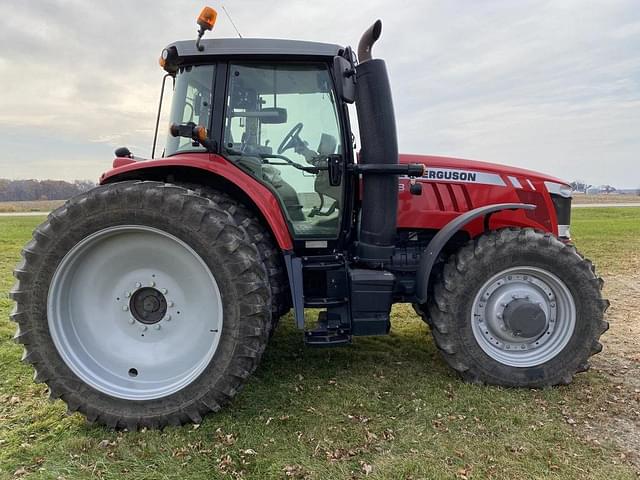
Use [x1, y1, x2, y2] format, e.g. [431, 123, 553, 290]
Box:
[551, 194, 572, 229]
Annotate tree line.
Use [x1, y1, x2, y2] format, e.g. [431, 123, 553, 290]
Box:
[0, 179, 95, 202]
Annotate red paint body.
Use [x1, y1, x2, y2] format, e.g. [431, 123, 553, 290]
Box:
[102, 153, 294, 250]
[398, 154, 564, 238]
[101, 152, 566, 250]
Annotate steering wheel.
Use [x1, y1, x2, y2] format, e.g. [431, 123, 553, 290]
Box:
[277, 123, 304, 154]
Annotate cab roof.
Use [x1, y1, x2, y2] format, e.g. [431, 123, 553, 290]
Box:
[166, 38, 343, 62]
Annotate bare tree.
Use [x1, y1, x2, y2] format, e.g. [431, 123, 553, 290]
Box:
[0, 179, 96, 202]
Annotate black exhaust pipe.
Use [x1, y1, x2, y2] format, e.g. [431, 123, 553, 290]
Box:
[355, 20, 399, 264]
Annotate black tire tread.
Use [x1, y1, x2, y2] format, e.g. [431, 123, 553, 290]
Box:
[10, 181, 272, 429]
[427, 227, 609, 387]
[178, 183, 291, 329]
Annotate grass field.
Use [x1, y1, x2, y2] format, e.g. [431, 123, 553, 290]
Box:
[1, 208, 639, 479]
[0, 201, 64, 214]
[571, 194, 640, 205]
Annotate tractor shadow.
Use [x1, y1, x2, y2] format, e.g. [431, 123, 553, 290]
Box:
[233, 309, 459, 416]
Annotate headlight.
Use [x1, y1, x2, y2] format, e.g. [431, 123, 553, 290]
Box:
[544, 181, 572, 198]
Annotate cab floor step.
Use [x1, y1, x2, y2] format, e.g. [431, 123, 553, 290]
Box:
[304, 297, 348, 308]
[304, 330, 351, 347]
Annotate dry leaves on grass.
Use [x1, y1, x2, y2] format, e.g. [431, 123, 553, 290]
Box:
[360, 461, 373, 475]
[455, 465, 473, 479]
[13, 467, 28, 477]
[283, 464, 311, 479]
[215, 427, 236, 446]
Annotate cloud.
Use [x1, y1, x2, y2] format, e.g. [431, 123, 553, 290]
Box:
[0, 0, 638, 187]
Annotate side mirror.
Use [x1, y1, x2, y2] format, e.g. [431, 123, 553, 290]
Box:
[333, 55, 356, 104]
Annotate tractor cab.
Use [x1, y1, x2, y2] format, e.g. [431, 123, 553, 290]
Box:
[159, 38, 355, 245]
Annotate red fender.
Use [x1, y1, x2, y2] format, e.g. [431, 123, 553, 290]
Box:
[100, 153, 294, 250]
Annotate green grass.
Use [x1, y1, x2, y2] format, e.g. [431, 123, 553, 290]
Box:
[1, 209, 639, 479]
[571, 207, 640, 275]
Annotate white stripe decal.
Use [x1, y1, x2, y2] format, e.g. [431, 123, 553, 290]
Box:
[403, 168, 507, 187]
[526, 179, 536, 190]
[508, 176, 523, 189]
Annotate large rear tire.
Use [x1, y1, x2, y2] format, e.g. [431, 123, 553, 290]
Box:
[428, 228, 609, 387]
[11, 181, 272, 429]
[180, 184, 291, 333]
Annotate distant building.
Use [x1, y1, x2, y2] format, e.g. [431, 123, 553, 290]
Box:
[586, 185, 618, 195]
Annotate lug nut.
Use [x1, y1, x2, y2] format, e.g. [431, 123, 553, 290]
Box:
[140, 325, 147, 332]
[128, 318, 135, 325]
[161, 288, 168, 294]
[497, 313, 503, 319]
[135, 282, 142, 288]
[165, 315, 172, 322]
[122, 305, 129, 312]
[500, 302, 507, 307]
[168, 301, 174, 307]
[154, 324, 161, 330]
[150, 281, 156, 287]
[125, 291, 132, 298]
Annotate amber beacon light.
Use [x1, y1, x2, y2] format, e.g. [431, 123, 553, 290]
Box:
[195, 6, 218, 51]
[197, 6, 218, 30]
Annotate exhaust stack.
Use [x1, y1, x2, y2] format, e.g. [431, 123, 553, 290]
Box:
[355, 20, 399, 264]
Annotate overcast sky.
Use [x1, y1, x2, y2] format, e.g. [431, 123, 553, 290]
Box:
[0, 0, 638, 187]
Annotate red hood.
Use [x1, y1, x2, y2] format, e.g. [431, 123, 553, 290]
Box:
[399, 153, 568, 185]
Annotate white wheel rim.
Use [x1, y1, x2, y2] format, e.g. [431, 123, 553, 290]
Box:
[471, 266, 576, 367]
[47, 225, 223, 400]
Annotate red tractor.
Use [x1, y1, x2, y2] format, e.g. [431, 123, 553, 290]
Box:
[12, 8, 608, 429]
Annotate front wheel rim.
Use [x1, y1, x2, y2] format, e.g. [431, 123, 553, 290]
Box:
[47, 225, 223, 400]
[471, 266, 576, 367]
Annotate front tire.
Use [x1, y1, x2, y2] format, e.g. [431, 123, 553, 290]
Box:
[11, 181, 272, 429]
[428, 228, 609, 387]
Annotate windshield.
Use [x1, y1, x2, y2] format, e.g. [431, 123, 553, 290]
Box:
[164, 65, 215, 157]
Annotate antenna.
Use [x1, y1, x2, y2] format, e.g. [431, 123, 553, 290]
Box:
[221, 4, 243, 38]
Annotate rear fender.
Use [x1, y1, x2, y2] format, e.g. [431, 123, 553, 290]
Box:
[415, 203, 536, 303]
[100, 153, 294, 250]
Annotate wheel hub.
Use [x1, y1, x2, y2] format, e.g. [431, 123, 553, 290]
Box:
[130, 287, 167, 324]
[503, 299, 547, 339]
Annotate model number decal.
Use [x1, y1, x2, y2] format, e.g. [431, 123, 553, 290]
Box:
[400, 168, 507, 187]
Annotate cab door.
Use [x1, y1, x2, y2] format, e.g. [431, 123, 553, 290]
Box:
[221, 62, 346, 240]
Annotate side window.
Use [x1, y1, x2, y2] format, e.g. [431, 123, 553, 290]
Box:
[223, 64, 344, 238]
[165, 65, 215, 157]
